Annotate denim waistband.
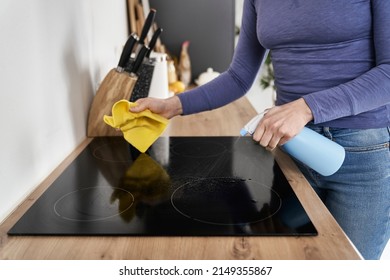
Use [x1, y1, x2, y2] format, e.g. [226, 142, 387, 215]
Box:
[305, 124, 390, 149]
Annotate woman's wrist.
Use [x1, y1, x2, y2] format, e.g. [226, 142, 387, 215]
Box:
[297, 98, 314, 123]
[166, 95, 183, 118]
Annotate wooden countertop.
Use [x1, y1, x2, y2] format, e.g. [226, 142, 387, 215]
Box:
[0, 96, 362, 260]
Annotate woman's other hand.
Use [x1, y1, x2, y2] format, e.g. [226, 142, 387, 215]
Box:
[130, 96, 183, 119]
[253, 98, 313, 150]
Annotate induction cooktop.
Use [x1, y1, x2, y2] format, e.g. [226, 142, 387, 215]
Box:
[8, 137, 317, 236]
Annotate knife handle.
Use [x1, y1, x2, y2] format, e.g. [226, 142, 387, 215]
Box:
[139, 9, 156, 45]
[146, 28, 163, 58]
[117, 33, 138, 70]
[131, 45, 150, 75]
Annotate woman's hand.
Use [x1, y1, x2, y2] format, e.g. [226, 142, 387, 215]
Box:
[253, 98, 313, 150]
[130, 95, 183, 119]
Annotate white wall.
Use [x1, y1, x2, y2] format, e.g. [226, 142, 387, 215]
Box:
[0, 0, 129, 223]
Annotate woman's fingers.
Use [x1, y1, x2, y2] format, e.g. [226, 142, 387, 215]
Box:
[252, 99, 313, 150]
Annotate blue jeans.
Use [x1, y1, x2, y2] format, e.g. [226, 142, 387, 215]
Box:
[294, 125, 390, 260]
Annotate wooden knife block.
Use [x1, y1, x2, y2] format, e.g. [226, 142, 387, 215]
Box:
[87, 68, 138, 137]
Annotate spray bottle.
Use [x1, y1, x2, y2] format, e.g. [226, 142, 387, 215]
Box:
[240, 113, 345, 176]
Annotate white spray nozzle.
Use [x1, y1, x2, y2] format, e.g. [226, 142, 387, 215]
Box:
[240, 112, 265, 136]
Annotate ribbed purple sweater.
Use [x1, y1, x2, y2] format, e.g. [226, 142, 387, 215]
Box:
[178, 0, 390, 128]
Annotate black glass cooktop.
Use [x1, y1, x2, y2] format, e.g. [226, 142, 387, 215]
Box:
[8, 137, 317, 236]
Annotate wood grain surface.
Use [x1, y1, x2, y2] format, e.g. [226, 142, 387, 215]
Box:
[87, 69, 137, 137]
[0, 97, 362, 259]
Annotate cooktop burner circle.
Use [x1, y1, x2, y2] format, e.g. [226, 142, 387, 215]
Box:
[171, 177, 282, 226]
[92, 140, 132, 163]
[53, 186, 134, 222]
[171, 140, 227, 158]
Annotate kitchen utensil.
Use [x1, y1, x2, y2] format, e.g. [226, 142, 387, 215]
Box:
[103, 100, 168, 153]
[129, 44, 150, 76]
[127, 0, 137, 34]
[147, 53, 170, 99]
[128, 28, 163, 102]
[87, 33, 139, 137]
[134, 8, 156, 54]
[145, 27, 162, 58]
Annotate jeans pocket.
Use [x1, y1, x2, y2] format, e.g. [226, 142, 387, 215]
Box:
[344, 142, 390, 153]
[336, 127, 390, 153]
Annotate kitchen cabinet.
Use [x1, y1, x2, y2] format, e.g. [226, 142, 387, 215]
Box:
[0, 97, 361, 259]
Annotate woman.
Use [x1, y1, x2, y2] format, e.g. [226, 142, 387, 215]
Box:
[131, 0, 390, 259]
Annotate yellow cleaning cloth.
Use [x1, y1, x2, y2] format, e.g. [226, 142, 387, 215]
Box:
[103, 100, 168, 153]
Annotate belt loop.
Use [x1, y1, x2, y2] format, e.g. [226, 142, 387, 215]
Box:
[323, 127, 332, 140]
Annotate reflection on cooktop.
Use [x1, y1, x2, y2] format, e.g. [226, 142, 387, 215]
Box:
[8, 137, 317, 236]
[171, 178, 281, 226]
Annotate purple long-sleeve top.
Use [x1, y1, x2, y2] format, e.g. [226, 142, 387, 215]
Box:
[178, 0, 390, 129]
